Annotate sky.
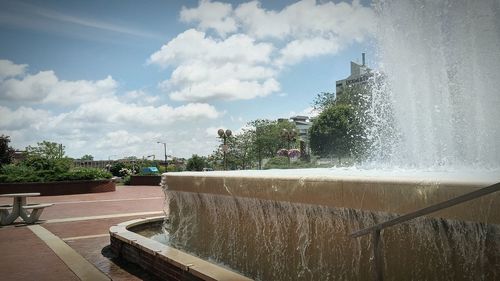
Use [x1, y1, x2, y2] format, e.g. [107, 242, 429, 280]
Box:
[0, 0, 375, 160]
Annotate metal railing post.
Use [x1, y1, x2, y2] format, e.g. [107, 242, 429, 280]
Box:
[372, 229, 384, 281]
[350, 182, 500, 281]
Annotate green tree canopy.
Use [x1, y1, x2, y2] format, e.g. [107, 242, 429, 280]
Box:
[186, 154, 208, 171]
[312, 92, 336, 111]
[208, 120, 298, 170]
[0, 135, 15, 167]
[309, 104, 364, 162]
[251, 119, 297, 168]
[26, 141, 65, 160]
[23, 141, 71, 172]
[81, 154, 94, 160]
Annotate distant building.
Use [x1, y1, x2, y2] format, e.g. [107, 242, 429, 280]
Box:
[335, 53, 372, 96]
[11, 150, 26, 163]
[290, 115, 313, 156]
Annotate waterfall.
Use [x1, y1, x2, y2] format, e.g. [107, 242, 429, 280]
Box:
[164, 190, 499, 281]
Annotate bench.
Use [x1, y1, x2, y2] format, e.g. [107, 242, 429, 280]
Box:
[20, 203, 54, 224]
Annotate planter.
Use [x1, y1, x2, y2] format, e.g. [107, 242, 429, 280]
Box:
[129, 175, 161, 186]
[0, 180, 115, 196]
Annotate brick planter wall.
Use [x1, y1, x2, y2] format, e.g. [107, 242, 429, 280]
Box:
[0, 180, 115, 196]
[129, 175, 161, 186]
[110, 238, 203, 281]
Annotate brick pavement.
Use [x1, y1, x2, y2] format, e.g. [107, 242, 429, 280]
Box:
[0, 185, 165, 281]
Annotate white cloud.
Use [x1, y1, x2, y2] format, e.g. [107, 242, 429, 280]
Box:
[56, 98, 220, 128]
[0, 71, 57, 102]
[123, 90, 160, 105]
[43, 75, 117, 106]
[276, 37, 341, 66]
[180, 0, 237, 37]
[149, 29, 278, 102]
[0, 61, 224, 159]
[0, 67, 117, 106]
[235, 0, 375, 65]
[1, 98, 223, 159]
[95, 130, 143, 149]
[0, 106, 51, 130]
[234, 1, 290, 39]
[234, 0, 375, 40]
[0, 59, 27, 79]
[149, 1, 375, 102]
[149, 29, 272, 67]
[182, 0, 375, 42]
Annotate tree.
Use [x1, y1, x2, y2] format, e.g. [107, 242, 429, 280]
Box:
[309, 104, 364, 163]
[23, 141, 71, 172]
[0, 135, 15, 167]
[216, 131, 254, 170]
[207, 119, 298, 170]
[109, 162, 126, 177]
[312, 92, 336, 111]
[186, 154, 208, 171]
[250, 119, 297, 168]
[81, 154, 94, 160]
[26, 141, 65, 160]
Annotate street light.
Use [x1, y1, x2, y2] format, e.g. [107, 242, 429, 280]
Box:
[157, 141, 167, 172]
[217, 129, 232, 170]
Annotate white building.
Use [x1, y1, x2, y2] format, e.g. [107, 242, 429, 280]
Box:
[290, 115, 312, 156]
[335, 53, 372, 95]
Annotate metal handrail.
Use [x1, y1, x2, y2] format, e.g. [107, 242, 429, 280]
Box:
[349, 181, 500, 281]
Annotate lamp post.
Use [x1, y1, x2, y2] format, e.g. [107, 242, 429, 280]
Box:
[281, 128, 297, 166]
[217, 129, 232, 170]
[157, 142, 167, 172]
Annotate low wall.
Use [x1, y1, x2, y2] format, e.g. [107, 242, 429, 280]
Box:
[162, 169, 500, 280]
[0, 180, 115, 196]
[109, 217, 252, 281]
[163, 170, 500, 224]
[129, 175, 161, 186]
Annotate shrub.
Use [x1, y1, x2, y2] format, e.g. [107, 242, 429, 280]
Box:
[186, 154, 207, 171]
[0, 164, 40, 183]
[263, 156, 316, 170]
[123, 175, 131, 185]
[109, 162, 126, 177]
[0, 165, 111, 183]
[166, 164, 178, 172]
[56, 168, 112, 181]
[264, 156, 289, 169]
[23, 156, 72, 174]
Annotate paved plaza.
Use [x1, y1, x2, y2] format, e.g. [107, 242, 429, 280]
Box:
[0, 185, 165, 281]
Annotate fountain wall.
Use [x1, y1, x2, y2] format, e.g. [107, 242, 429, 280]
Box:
[162, 171, 500, 281]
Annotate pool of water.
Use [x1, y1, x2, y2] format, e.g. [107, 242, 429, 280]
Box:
[130, 220, 249, 278]
[131, 221, 170, 245]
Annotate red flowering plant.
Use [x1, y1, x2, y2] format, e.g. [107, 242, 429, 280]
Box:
[277, 149, 288, 157]
[287, 149, 301, 159]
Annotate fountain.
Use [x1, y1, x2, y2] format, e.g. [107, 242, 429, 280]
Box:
[111, 0, 500, 280]
[368, 0, 500, 168]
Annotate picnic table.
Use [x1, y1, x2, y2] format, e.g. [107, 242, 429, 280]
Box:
[0, 193, 53, 225]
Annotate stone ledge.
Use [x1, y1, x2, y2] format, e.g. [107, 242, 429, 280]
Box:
[109, 216, 252, 281]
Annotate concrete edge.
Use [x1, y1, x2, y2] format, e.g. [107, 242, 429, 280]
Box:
[109, 216, 253, 281]
[28, 224, 110, 281]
